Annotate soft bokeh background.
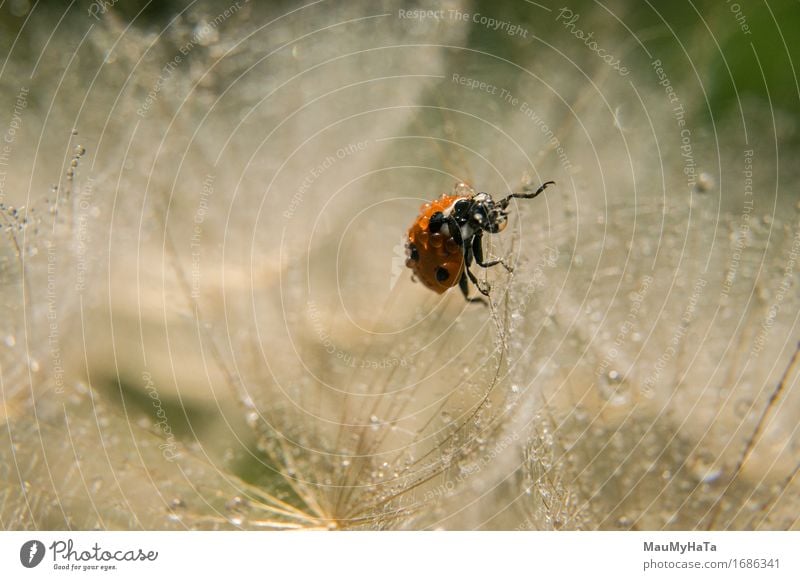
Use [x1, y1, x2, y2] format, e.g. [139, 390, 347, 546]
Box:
[1, 0, 798, 529]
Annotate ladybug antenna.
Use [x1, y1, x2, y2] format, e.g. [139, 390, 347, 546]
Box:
[498, 180, 555, 209]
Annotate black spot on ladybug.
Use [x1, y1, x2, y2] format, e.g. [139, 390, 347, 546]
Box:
[407, 243, 419, 261]
[435, 266, 450, 282]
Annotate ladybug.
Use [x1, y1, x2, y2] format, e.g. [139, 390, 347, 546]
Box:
[405, 180, 554, 303]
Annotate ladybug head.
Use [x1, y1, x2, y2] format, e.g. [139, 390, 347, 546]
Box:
[469, 192, 509, 234]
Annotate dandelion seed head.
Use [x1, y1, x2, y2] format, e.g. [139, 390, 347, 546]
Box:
[2, 0, 798, 532]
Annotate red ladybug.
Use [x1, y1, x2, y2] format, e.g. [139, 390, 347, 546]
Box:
[405, 180, 554, 303]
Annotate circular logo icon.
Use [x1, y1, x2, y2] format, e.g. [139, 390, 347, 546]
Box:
[20, 540, 46, 568]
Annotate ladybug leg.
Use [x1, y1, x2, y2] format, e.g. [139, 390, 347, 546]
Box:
[462, 239, 490, 301]
[459, 270, 487, 305]
[448, 216, 486, 303]
[464, 234, 491, 297]
[444, 215, 464, 246]
[472, 232, 513, 272]
[465, 264, 491, 297]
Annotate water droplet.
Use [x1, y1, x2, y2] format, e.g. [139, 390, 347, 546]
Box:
[194, 20, 220, 46]
[597, 373, 630, 406]
[246, 411, 259, 428]
[454, 182, 474, 197]
[226, 496, 247, 511]
[695, 172, 715, 193]
[689, 453, 723, 484]
[700, 469, 722, 485]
